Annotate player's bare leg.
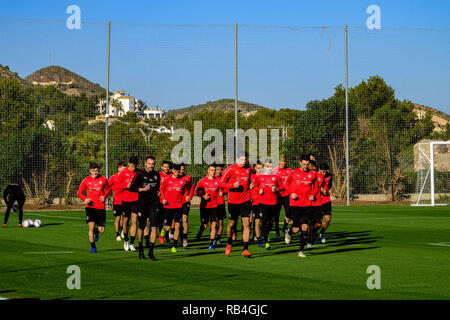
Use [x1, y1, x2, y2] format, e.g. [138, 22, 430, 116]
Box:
[182, 214, 189, 246]
[148, 225, 158, 260]
[114, 216, 121, 239]
[320, 215, 332, 243]
[129, 213, 138, 251]
[88, 222, 97, 252]
[216, 219, 224, 246]
[170, 219, 175, 240]
[209, 221, 217, 249]
[137, 217, 147, 259]
[298, 223, 309, 257]
[241, 217, 252, 257]
[122, 216, 130, 245]
[144, 218, 150, 248]
[225, 219, 236, 256]
[170, 221, 181, 251]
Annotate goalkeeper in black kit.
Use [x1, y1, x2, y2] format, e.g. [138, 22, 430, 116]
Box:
[3, 184, 26, 228]
[129, 156, 161, 260]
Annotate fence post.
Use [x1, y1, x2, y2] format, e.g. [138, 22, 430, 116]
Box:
[105, 21, 111, 180]
[345, 24, 350, 205]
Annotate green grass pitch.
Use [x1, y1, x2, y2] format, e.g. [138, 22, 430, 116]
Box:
[0, 205, 449, 300]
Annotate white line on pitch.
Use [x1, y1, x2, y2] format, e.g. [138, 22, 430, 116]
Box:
[24, 251, 74, 254]
[428, 242, 450, 247]
[0, 297, 9, 300]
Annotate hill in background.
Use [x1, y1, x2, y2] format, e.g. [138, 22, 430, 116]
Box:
[166, 99, 269, 118]
[0, 64, 27, 85]
[24, 66, 105, 97]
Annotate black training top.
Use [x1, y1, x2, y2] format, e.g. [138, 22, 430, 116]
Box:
[3, 184, 25, 203]
[129, 169, 160, 205]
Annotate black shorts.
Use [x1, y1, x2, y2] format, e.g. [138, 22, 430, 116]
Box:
[228, 200, 252, 221]
[217, 204, 226, 220]
[290, 206, 313, 228]
[138, 203, 160, 228]
[276, 195, 291, 219]
[182, 202, 191, 216]
[321, 202, 332, 216]
[252, 204, 263, 220]
[311, 206, 323, 225]
[113, 205, 123, 217]
[86, 207, 106, 227]
[200, 207, 219, 224]
[122, 201, 139, 218]
[259, 203, 276, 221]
[163, 208, 182, 226]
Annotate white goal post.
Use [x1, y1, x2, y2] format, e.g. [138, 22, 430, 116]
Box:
[412, 141, 450, 206]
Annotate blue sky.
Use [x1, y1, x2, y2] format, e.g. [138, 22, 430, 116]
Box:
[1, 0, 450, 114]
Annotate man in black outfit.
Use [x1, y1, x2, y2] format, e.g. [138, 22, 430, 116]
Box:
[129, 156, 161, 260]
[3, 184, 26, 227]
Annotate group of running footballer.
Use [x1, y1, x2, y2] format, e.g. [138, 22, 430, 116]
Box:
[77, 153, 333, 260]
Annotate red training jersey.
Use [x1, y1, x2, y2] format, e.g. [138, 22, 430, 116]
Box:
[285, 168, 318, 207]
[160, 175, 188, 209]
[254, 174, 284, 206]
[312, 172, 325, 207]
[321, 173, 333, 205]
[273, 166, 292, 197]
[250, 174, 260, 206]
[77, 175, 110, 210]
[195, 176, 220, 208]
[159, 171, 172, 202]
[117, 167, 139, 202]
[181, 174, 194, 204]
[215, 173, 226, 205]
[220, 164, 251, 204]
[108, 172, 124, 205]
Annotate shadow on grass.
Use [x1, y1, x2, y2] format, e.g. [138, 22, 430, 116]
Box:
[40, 223, 64, 227]
[252, 230, 381, 258]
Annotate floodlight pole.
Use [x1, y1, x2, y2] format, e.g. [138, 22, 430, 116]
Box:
[105, 21, 111, 179]
[234, 23, 239, 160]
[345, 25, 350, 206]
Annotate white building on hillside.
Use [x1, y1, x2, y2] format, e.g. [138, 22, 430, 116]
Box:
[142, 106, 166, 119]
[97, 91, 165, 119]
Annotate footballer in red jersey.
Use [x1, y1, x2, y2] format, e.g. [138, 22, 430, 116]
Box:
[158, 160, 172, 243]
[214, 163, 227, 246]
[160, 163, 188, 252]
[284, 155, 319, 257]
[273, 155, 292, 237]
[195, 165, 222, 249]
[220, 153, 252, 257]
[180, 163, 194, 247]
[318, 163, 333, 244]
[254, 159, 284, 249]
[309, 161, 325, 245]
[117, 156, 140, 252]
[250, 162, 263, 246]
[77, 163, 110, 253]
[108, 161, 127, 241]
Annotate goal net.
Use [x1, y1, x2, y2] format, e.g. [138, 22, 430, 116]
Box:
[412, 141, 450, 206]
